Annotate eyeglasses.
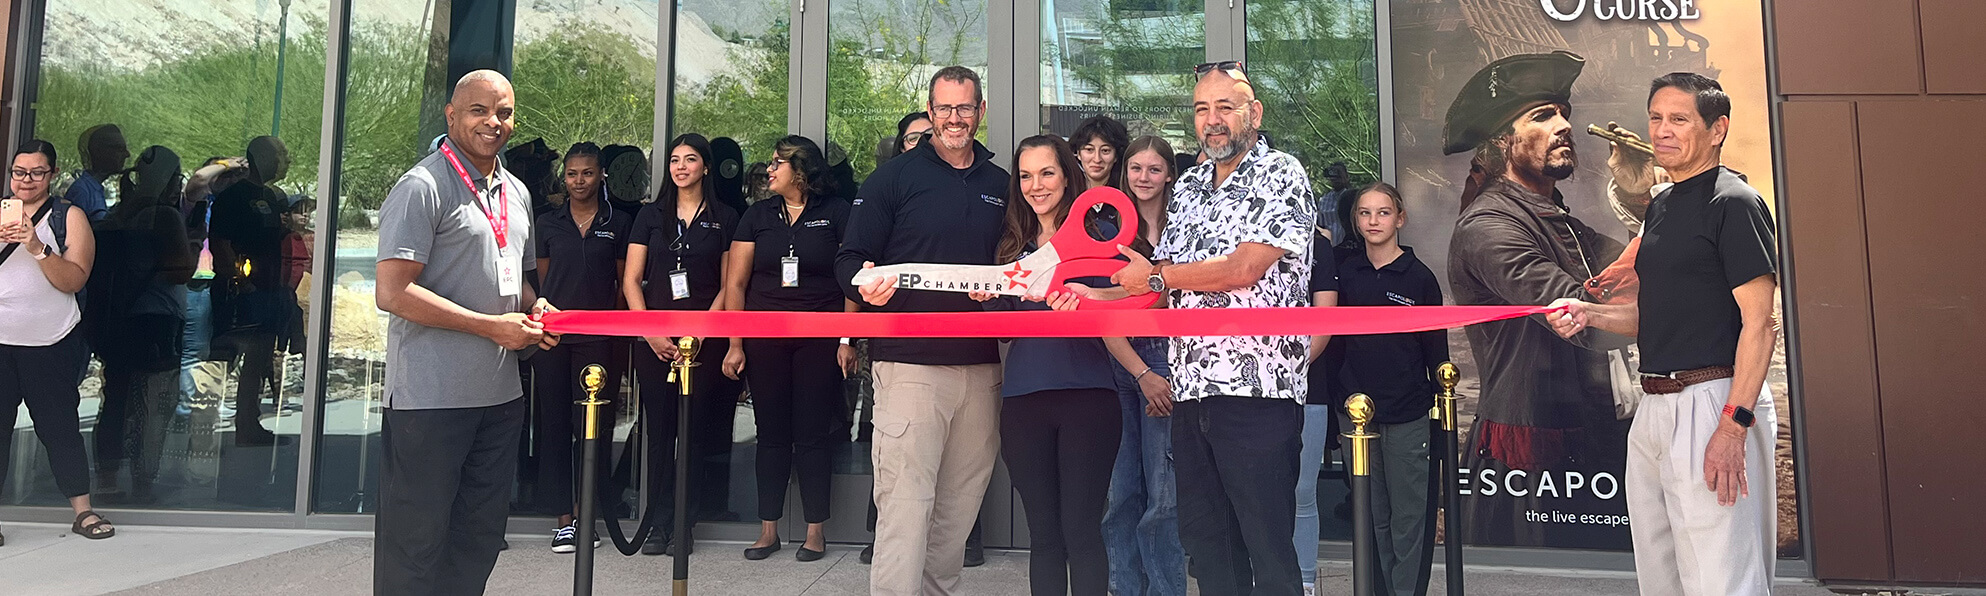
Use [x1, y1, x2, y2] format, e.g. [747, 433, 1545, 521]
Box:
[768, 158, 789, 171]
[10, 169, 52, 181]
[901, 131, 931, 144]
[930, 104, 980, 119]
[1194, 60, 1245, 76]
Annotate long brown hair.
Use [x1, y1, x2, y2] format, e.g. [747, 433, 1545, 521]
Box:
[1123, 136, 1174, 256]
[998, 135, 1086, 263]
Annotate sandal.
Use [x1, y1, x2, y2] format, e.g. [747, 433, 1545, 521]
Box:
[72, 510, 115, 540]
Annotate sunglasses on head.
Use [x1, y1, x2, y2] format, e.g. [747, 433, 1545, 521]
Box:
[1194, 60, 1245, 76]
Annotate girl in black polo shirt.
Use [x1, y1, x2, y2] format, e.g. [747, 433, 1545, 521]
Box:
[718, 136, 856, 562]
[1336, 182, 1446, 596]
[532, 142, 634, 552]
[621, 133, 742, 556]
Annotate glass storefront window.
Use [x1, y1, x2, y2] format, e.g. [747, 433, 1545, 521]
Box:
[1246, 0, 1381, 201]
[1040, 0, 1204, 146]
[3, 0, 324, 512]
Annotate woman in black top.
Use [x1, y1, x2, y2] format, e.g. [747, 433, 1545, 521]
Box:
[621, 133, 742, 556]
[531, 143, 632, 552]
[718, 136, 856, 562]
[1336, 182, 1446, 596]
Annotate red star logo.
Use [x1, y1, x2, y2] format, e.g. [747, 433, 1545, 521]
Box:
[1003, 262, 1033, 290]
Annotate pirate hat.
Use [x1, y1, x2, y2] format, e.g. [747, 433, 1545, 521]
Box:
[1441, 51, 1584, 155]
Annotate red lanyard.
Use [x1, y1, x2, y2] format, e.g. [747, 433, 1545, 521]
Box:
[438, 142, 509, 249]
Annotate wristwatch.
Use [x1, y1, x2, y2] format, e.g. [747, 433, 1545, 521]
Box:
[1147, 264, 1167, 294]
[1723, 404, 1755, 428]
[30, 245, 49, 260]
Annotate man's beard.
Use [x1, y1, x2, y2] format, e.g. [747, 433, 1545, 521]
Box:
[938, 124, 974, 150]
[1543, 148, 1576, 180]
[1200, 122, 1252, 162]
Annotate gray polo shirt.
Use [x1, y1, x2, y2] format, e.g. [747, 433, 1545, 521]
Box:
[376, 139, 536, 410]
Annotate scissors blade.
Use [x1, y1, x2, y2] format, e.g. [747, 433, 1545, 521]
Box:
[850, 263, 1024, 295]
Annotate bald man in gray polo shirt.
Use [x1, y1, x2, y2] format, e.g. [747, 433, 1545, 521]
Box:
[373, 70, 559, 595]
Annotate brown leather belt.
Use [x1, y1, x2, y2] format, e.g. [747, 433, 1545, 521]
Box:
[1640, 365, 1736, 395]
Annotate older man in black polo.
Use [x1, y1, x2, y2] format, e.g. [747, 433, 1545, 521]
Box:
[1551, 72, 1779, 596]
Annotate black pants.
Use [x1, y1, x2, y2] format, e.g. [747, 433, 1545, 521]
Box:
[92, 314, 181, 483]
[0, 332, 93, 499]
[633, 338, 740, 530]
[1173, 396, 1304, 596]
[1002, 388, 1120, 596]
[529, 340, 625, 517]
[375, 398, 527, 596]
[743, 337, 839, 524]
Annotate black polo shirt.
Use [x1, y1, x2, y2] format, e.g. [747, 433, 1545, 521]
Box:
[1336, 246, 1448, 425]
[536, 201, 631, 341]
[630, 198, 739, 311]
[1304, 230, 1343, 406]
[1635, 166, 1777, 373]
[733, 196, 851, 312]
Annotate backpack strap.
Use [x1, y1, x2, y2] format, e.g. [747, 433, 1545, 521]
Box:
[46, 197, 69, 254]
[0, 199, 57, 266]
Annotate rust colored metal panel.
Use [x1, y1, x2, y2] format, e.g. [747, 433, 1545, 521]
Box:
[1780, 101, 1892, 583]
[1774, 0, 1921, 95]
[1921, 0, 1986, 94]
[1858, 100, 1986, 585]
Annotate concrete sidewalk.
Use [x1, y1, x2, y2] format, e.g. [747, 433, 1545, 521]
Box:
[0, 522, 1867, 595]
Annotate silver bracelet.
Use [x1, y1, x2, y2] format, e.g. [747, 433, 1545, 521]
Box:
[1135, 367, 1154, 381]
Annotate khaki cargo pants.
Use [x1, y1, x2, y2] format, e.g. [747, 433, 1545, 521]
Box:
[868, 361, 1003, 596]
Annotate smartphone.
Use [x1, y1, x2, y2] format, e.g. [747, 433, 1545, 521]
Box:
[0, 198, 22, 228]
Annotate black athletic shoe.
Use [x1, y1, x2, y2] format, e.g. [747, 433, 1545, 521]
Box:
[552, 525, 578, 553]
[964, 543, 986, 568]
[640, 531, 670, 556]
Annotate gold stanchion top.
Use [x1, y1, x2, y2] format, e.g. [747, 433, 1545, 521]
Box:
[677, 336, 701, 361]
[1346, 393, 1373, 429]
[1437, 362, 1459, 395]
[582, 364, 605, 394]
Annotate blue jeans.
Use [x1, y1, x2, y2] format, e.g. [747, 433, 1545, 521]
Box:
[177, 284, 214, 413]
[1102, 337, 1187, 596]
[1294, 404, 1334, 584]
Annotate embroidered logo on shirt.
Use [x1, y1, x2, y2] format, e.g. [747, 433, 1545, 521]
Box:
[699, 222, 722, 230]
[983, 194, 1005, 207]
[592, 230, 617, 240]
[804, 219, 831, 228]
[1386, 292, 1416, 306]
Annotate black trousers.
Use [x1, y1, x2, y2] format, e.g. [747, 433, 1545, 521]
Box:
[1173, 396, 1304, 596]
[0, 332, 93, 499]
[632, 337, 740, 530]
[375, 398, 527, 596]
[92, 314, 181, 483]
[1002, 388, 1120, 596]
[528, 340, 626, 517]
[743, 337, 839, 524]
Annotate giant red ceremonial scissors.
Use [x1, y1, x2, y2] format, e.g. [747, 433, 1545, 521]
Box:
[850, 187, 1161, 310]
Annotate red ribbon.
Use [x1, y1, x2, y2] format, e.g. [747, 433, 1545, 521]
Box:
[539, 305, 1557, 339]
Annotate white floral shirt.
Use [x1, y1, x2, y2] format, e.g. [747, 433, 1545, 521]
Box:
[1155, 137, 1316, 402]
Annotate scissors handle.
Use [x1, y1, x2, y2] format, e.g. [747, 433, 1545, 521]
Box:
[1046, 187, 1140, 261]
[1045, 258, 1161, 310]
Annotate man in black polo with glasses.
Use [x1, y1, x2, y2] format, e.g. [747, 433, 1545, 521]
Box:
[1091, 60, 1316, 596]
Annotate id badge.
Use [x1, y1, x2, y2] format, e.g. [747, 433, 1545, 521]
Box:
[669, 269, 691, 301]
[496, 247, 521, 297]
[780, 256, 800, 288]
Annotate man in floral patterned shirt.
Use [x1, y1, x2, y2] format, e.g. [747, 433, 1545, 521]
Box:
[1090, 62, 1315, 596]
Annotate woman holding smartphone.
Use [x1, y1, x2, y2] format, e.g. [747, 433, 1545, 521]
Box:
[719, 136, 857, 562]
[622, 133, 742, 556]
[0, 140, 108, 544]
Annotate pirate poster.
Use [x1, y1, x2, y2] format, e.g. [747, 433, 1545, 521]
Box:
[1384, 0, 1797, 554]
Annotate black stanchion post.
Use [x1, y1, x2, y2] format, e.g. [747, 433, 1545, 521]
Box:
[1344, 393, 1378, 596]
[1435, 362, 1463, 595]
[669, 337, 701, 596]
[572, 364, 608, 596]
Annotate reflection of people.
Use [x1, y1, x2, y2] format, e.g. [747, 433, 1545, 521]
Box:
[1101, 135, 1188, 596]
[0, 140, 111, 542]
[720, 136, 854, 562]
[1094, 62, 1316, 596]
[1551, 73, 1779, 596]
[974, 135, 1120, 596]
[88, 146, 194, 501]
[1442, 51, 1632, 549]
[1315, 161, 1353, 243]
[838, 66, 1010, 596]
[1336, 183, 1443, 596]
[65, 124, 128, 223]
[621, 133, 743, 556]
[530, 142, 630, 553]
[1070, 115, 1129, 190]
[371, 70, 557, 595]
[210, 135, 295, 446]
